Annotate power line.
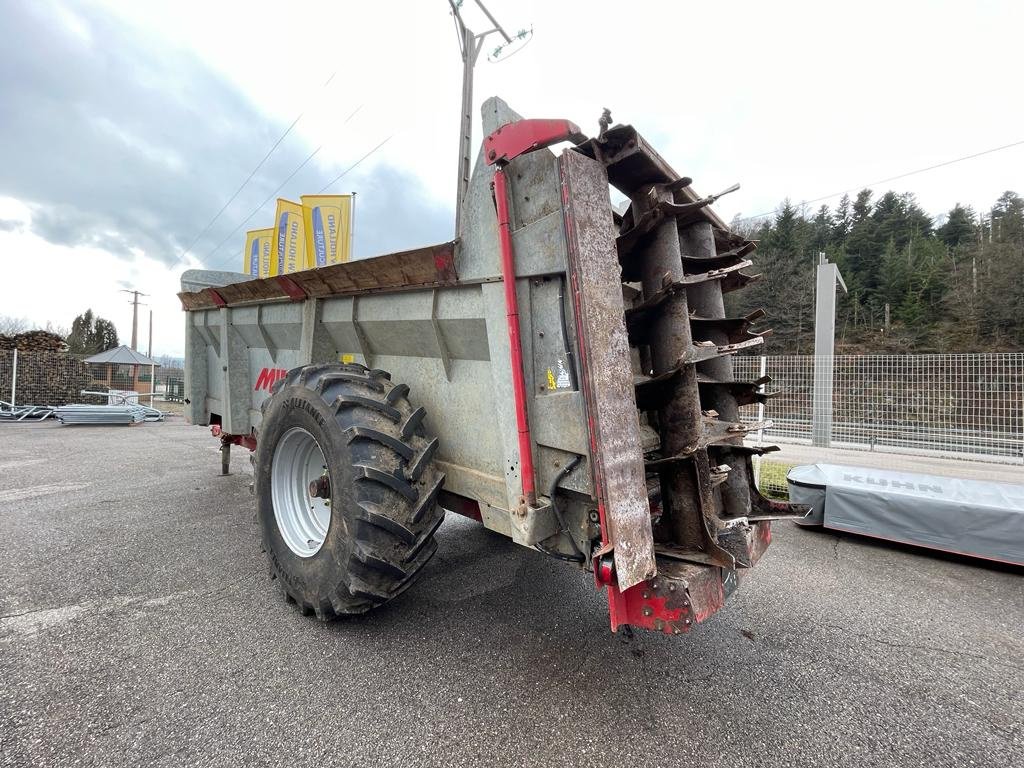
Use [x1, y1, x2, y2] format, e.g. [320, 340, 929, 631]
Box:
[208, 132, 393, 271]
[735, 138, 1024, 224]
[204, 105, 370, 269]
[204, 146, 324, 266]
[179, 114, 304, 257]
[317, 135, 393, 193]
[176, 72, 340, 263]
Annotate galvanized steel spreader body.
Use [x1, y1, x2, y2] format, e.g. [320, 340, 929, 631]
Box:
[179, 98, 806, 634]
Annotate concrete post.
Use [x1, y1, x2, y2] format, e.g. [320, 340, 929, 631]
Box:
[812, 254, 847, 448]
[753, 354, 767, 487]
[10, 348, 17, 408]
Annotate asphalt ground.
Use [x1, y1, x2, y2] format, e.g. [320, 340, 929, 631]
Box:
[1, 419, 1021, 767]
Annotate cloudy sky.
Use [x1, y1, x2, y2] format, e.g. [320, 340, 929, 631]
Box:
[0, 0, 1020, 357]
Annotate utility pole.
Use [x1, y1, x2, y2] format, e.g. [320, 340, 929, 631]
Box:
[147, 309, 153, 359]
[120, 289, 149, 350]
[448, 1, 528, 236]
[812, 253, 847, 448]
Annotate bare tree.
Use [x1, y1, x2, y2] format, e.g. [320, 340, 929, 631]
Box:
[44, 321, 70, 338]
[0, 315, 31, 335]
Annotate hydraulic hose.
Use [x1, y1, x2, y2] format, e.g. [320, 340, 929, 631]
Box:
[556, 275, 578, 391]
[535, 454, 586, 563]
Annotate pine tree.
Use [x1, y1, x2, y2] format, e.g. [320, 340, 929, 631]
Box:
[832, 194, 852, 243]
[991, 191, 1024, 244]
[845, 189, 880, 301]
[811, 205, 832, 251]
[851, 189, 873, 223]
[736, 188, 1022, 353]
[938, 204, 976, 248]
[872, 192, 933, 252]
[91, 319, 120, 352]
[729, 201, 817, 353]
[66, 310, 119, 355]
[66, 310, 96, 354]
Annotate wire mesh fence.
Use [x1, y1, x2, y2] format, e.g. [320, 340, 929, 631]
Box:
[3, 348, 1022, 494]
[735, 353, 1024, 497]
[0, 349, 185, 417]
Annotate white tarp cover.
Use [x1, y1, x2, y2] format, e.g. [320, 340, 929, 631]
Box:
[787, 463, 1024, 566]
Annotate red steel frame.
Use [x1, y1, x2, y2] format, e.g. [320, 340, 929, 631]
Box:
[485, 118, 711, 635]
[491, 169, 537, 507]
[484, 118, 582, 511]
[484, 118, 699, 634]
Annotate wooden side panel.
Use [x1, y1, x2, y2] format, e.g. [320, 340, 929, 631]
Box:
[559, 149, 656, 590]
[289, 242, 458, 297]
[178, 242, 458, 311]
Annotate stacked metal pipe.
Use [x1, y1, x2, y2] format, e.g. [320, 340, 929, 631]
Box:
[54, 404, 164, 425]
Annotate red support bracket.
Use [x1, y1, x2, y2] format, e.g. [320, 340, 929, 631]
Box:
[276, 275, 307, 302]
[438, 490, 483, 523]
[208, 289, 227, 308]
[484, 119, 586, 167]
[493, 166, 536, 508]
[601, 560, 735, 636]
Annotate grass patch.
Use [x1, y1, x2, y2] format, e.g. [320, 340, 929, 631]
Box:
[756, 460, 795, 500]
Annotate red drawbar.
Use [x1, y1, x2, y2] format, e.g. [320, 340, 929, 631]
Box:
[493, 167, 536, 506]
[212, 425, 257, 452]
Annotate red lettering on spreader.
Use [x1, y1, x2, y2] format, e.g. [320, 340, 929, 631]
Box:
[254, 367, 288, 391]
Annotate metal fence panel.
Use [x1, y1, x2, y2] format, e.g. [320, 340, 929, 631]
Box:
[1, 349, 186, 411]
[0, 350, 96, 408]
[735, 353, 1024, 496]
[4, 348, 1022, 498]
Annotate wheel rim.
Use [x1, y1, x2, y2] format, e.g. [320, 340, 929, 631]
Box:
[271, 427, 331, 557]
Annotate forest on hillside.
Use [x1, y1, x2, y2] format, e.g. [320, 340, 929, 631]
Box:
[725, 189, 1024, 354]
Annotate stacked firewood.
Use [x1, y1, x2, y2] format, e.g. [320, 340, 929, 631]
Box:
[0, 331, 69, 352]
[0, 334, 95, 405]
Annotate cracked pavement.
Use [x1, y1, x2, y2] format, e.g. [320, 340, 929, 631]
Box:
[1, 420, 1022, 767]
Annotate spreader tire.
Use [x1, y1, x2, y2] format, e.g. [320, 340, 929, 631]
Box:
[255, 362, 445, 618]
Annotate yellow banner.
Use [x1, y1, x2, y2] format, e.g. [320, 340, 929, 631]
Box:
[243, 228, 274, 278]
[301, 194, 353, 268]
[271, 199, 307, 275]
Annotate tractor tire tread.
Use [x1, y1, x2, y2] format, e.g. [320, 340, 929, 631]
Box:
[345, 426, 414, 460]
[256, 362, 445, 620]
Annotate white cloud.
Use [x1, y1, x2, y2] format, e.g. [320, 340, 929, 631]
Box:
[87, 0, 1024, 220]
[0, 199, 197, 356]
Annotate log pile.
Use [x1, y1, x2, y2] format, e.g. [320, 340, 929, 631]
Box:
[0, 331, 69, 352]
[0, 343, 97, 407]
